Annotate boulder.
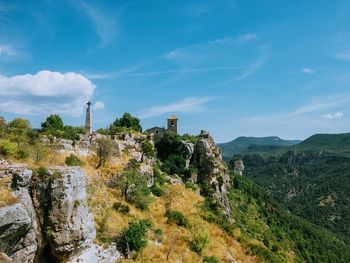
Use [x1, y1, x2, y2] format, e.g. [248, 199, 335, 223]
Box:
[0, 163, 120, 263]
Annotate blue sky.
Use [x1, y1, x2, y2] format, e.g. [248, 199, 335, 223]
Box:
[1, 0, 350, 142]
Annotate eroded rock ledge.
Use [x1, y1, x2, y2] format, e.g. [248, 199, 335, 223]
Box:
[0, 161, 120, 263]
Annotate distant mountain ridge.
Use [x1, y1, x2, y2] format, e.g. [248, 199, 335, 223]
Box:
[218, 136, 301, 158]
[295, 132, 350, 155]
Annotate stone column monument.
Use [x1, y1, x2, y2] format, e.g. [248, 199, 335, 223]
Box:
[85, 101, 92, 136]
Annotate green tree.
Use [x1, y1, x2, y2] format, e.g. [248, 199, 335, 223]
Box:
[6, 118, 31, 145]
[41, 114, 64, 133]
[154, 131, 183, 161]
[0, 116, 6, 138]
[0, 139, 18, 157]
[110, 170, 151, 210]
[95, 137, 114, 168]
[116, 219, 151, 258]
[63, 125, 83, 141]
[141, 139, 155, 159]
[110, 112, 142, 133]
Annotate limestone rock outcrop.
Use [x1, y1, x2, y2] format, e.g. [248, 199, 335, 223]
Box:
[191, 130, 232, 216]
[0, 161, 120, 263]
[0, 163, 40, 263]
[233, 159, 244, 176]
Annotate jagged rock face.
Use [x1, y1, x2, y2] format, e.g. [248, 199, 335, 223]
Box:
[0, 161, 120, 263]
[32, 167, 96, 260]
[233, 159, 244, 176]
[191, 132, 232, 216]
[180, 141, 194, 168]
[0, 164, 40, 263]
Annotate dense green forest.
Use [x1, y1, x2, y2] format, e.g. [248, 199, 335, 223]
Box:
[222, 173, 350, 262]
[242, 150, 350, 244]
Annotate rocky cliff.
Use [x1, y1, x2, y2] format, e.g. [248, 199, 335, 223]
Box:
[0, 160, 119, 263]
[180, 130, 232, 216]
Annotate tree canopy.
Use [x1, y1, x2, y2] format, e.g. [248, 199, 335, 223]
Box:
[110, 113, 142, 133]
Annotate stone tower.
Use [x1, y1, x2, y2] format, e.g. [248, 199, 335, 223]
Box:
[85, 101, 92, 136]
[167, 115, 178, 133]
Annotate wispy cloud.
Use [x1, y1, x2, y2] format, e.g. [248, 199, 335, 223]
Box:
[236, 33, 258, 44]
[163, 33, 259, 64]
[335, 50, 350, 61]
[322, 112, 343, 119]
[301, 68, 315, 74]
[74, 0, 118, 46]
[139, 97, 215, 119]
[126, 66, 240, 77]
[0, 43, 17, 57]
[93, 101, 105, 110]
[246, 94, 350, 123]
[234, 54, 267, 81]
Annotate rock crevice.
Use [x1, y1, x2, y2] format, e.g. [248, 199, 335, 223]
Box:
[0, 162, 119, 263]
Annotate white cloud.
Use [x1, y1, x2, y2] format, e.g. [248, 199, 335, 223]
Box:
[322, 112, 343, 119]
[301, 68, 315, 74]
[236, 33, 258, 43]
[139, 97, 215, 119]
[93, 101, 105, 110]
[0, 43, 17, 57]
[335, 50, 350, 61]
[74, 1, 118, 46]
[0, 70, 95, 116]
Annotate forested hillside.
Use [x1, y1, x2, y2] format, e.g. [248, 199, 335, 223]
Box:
[243, 149, 350, 244]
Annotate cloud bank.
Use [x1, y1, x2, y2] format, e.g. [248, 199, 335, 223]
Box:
[0, 70, 95, 116]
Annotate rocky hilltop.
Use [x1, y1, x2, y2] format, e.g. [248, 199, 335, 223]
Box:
[0, 160, 119, 263]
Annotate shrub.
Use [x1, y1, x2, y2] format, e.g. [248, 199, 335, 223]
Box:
[150, 183, 164, 197]
[153, 163, 167, 185]
[32, 167, 50, 181]
[165, 210, 189, 228]
[16, 148, 29, 159]
[112, 202, 130, 214]
[95, 137, 115, 168]
[190, 231, 209, 254]
[116, 219, 151, 257]
[0, 139, 18, 157]
[65, 154, 84, 166]
[203, 256, 219, 263]
[129, 187, 152, 210]
[185, 182, 199, 191]
[141, 139, 155, 158]
[154, 228, 163, 243]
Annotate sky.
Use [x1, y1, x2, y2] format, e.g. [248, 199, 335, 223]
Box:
[1, 0, 350, 143]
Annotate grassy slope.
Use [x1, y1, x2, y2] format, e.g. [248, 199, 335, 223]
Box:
[87, 172, 258, 263]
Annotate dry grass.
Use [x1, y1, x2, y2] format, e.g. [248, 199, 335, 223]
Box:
[7, 144, 259, 263]
[90, 181, 259, 263]
[0, 177, 19, 207]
